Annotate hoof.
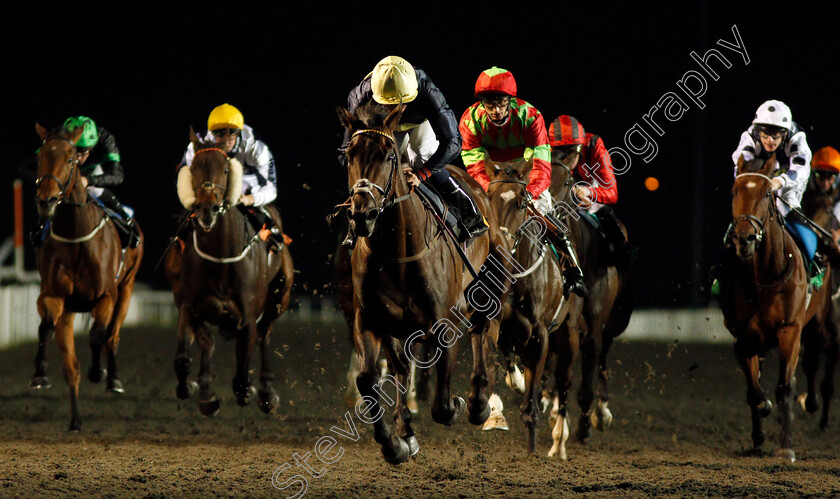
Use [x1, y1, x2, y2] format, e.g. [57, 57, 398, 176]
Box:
[819, 418, 829, 432]
[432, 396, 465, 426]
[575, 415, 591, 443]
[591, 401, 613, 431]
[68, 422, 81, 432]
[505, 366, 526, 394]
[258, 389, 279, 414]
[199, 397, 221, 417]
[87, 367, 107, 384]
[482, 408, 510, 431]
[30, 376, 51, 390]
[176, 381, 199, 400]
[382, 437, 410, 464]
[236, 386, 257, 407]
[106, 378, 124, 394]
[468, 398, 491, 426]
[758, 399, 772, 418]
[547, 416, 570, 460]
[775, 448, 796, 463]
[405, 435, 420, 456]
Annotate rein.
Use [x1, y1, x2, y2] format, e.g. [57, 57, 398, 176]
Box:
[191, 229, 263, 264]
[490, 176, 548, 278]
[193, 147, 231, 209]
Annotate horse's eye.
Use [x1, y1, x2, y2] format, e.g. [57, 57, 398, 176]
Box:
[387, 153, 396, 163]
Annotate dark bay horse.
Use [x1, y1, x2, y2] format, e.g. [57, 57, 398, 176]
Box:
[546, 155, 633, 455]
[483, 156, 582, 456]
[336, 102, 509, 464]
[31, 123, 144, 431]
[799, 171, 840, 429]
[164, 130, 293, 416]
[719, 154, 829, 461]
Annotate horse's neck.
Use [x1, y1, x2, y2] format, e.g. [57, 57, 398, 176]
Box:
[755, 217, 790, 274]
[366, 185, 427, 256]
[197, 208, 250, 250]
[54, 185, 98, 228]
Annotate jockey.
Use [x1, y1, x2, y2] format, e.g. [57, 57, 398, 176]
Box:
[548, 115, 628, 264]
[731, 100, 821, 265]
[27, 116, 139, 248]
[179, 103, 283, 251]
[810, 146, 840, 242]
[339, 55, 488, 245]
[460, 66, 585, 297]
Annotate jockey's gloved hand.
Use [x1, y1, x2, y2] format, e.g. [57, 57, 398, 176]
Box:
[770, 177, 784, 191]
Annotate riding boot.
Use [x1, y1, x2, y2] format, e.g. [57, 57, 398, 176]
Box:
[556, 232, 588, 297]
[431, 174, 489, 243]
[98, 190, 139, 248]
[242, 205, 284, 253]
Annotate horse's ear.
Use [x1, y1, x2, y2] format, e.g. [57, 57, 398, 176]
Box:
[337, 106, 359, 131]
[35, 122, 49, 141]
[736, 154, 746, 173]
[189, 126, 201, 150]
[484, 152, 498, 178]
[67, 126, 84, 145]
[384, 104, 404, 132]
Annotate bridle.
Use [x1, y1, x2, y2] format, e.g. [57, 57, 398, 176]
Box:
[347, 129, 412, 213]
[193, 147, 231, 215]
[35, 135, 81, 204]
[730, 172, 794, 288]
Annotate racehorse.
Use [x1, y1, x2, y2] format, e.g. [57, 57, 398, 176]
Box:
[719, 154, 829, 461]
[164, 130, 293, 416]
[545, 154, 633, 458]
[798, 171, 840, 430]
[31, 123, 144, 431]
[336, 101, 509, 464]
[483, 156, 582, 455]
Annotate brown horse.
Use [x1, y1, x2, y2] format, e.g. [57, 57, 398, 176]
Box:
[546, 155, 633, 457]
[30, 123, 144, 431]
[483, 156, 582, 455]
[164, 130, 293, 416]
[798, 171, 840, 429]
[719, 154, 829, 461]
[336, 102, 509, 464]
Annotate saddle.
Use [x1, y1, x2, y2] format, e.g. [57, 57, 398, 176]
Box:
[90, 196, 137, 249]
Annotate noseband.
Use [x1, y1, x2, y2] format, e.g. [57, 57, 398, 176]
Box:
[348, 129, 411, 212]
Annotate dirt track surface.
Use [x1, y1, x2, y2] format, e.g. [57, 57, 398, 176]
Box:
[1, 320, 839, 498]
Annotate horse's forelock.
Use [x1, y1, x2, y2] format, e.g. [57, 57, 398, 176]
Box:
[739, 156, 767, 174]
[355, 101, 392, 129]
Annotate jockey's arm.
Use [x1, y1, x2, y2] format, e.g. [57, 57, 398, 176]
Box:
[416, 71, 461, 173]
[86, 161, 124, 187]
[459, 106, 491, 190]
[243, 141, 277, 207]
[523, 113, 552, 199]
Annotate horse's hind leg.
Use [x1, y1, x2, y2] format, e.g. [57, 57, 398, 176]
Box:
[592, 333, 615, 431]
[356, 326, 410, 464]
[819, 336, 839, 430]
[87, 297, 115, 385]
[30, 317, 55, 389]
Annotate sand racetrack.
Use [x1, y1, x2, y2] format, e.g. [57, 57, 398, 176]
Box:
[1, 320, 839, 498]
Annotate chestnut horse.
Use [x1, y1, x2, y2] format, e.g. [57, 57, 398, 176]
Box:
[546, 156, 633, 457]
[798, 171, 840, 429]
[164, 131, 293, 416]
[31, 123, 144, 431]
[337, 102, 509, 464]
[483, 156, 582, 456]
[719, 154, 829, 461]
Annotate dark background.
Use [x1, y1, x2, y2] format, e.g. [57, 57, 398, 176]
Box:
[3, 2, 837, 308]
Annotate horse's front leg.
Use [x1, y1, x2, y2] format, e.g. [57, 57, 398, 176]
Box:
[233, 320, 258, 406]
[174, 304, 198, 400]
[31, 313, 55, 390]
[799, 328, 821, 415]
[820, 334, 839, 430]
[734, 340, 771, 452]
[256, 322, 279, 414]
[548, 321, 578, 459]
[104, 279, 137, 394]
[194, 321, 218, 416]
[355, 323, 409, 464]
[592, 333, 615, 431]
[521, 321, 548, 455]
[467, 313, 493, 426]
[54, 311, 80, 431]
[87, 296, 115, 385]
[575, 328, 601, 443]
[776, 325, 801, 462]
[382, 337, 419, 457]
[431, 325, 465, 427]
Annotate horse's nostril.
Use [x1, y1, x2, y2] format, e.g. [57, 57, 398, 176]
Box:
[747, 234, 757, 242]
[366, 209, 379, 221]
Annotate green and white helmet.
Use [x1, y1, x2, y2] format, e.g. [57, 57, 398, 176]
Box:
[62, 116, 99, 149]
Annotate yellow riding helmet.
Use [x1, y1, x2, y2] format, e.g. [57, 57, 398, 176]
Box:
[371, 56, 418, 105]
[207, 103, 244, 131]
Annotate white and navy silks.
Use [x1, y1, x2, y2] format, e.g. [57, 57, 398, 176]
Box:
[732, 122, 816, 258]
[180, 125, 277, 207]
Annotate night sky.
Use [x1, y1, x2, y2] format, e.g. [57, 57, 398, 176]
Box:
[3, 2, 838, 308]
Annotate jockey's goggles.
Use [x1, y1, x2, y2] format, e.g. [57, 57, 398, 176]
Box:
[211, 128, 241, 138]
[481, 96, 511, 111]
[755, 125, 785, 140]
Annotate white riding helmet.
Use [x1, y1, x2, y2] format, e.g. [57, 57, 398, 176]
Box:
[752, 100, 792, 130]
